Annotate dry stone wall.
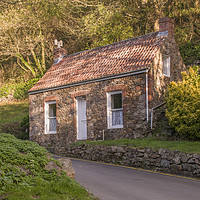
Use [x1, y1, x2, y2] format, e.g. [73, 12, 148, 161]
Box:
[66, 144, 200, 178]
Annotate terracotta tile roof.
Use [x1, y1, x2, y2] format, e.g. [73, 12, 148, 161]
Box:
[29, 31, 166, 92]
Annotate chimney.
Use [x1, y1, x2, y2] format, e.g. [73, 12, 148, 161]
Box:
[159, 17, 174, 38]
[53, 39, 67, 64]
[53, 48, 67, 64]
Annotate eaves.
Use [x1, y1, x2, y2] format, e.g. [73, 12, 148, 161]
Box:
[28, 67, 150, 95]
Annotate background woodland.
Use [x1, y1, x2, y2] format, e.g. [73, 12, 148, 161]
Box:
[0, 0, 199, 87]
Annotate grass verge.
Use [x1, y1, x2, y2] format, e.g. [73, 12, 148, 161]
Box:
[0, 100, 29, 126]
[72, 137, 200, 154]
[0, 100, 29, 139]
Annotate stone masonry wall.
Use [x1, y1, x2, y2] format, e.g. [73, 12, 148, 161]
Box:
[66, 144, 200, 178]
[29, 73, 149, 152]
[149, 37, 185, 109]
[148, 37, 185, 129]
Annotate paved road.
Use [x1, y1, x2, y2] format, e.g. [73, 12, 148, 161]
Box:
[71, 158, 200, 200]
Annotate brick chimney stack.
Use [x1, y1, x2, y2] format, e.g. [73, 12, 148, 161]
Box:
[53, 48, 67, 64]
[53, 39, 67, 64]
[159, 17, 175, 38]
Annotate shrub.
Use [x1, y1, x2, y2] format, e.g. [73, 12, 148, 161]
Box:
[165, 67, 200, 140]
[13, 78, 40, 99]
[179, 41, 200, 66]
[0, 78, 39, 100]
[0, 84, 15, 98]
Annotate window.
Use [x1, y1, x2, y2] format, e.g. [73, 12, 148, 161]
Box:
[45, 101, 57, 134]
[107, 91, 123, 129]
[163, 56, 170, 77]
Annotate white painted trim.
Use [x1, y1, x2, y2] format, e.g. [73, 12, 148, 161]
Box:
[146, 70, 149, 123]
[28, 68, 149, 95]
[163, 57, 170, 77]
[107, 91, 123, 129]
[76, 98, 79, 139]
[76, 97, 87, 140]
[45, 101, 57, 134]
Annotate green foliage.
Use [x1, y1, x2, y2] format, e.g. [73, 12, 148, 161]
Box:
[0, 133, 49, 195]
[0, 0, 199, 85]
[0, 78, 39, 100]
[19, 114, 29, 140]
[83, 4, 134, 49]
[20, 114, 29, 130]
[179, 41, 200, 66]
[0, 133, 96, 200]
[0, 101, 29, 140]
[0, 101, 29, 125]
[13, 78, 40, 99]
[0, 84, 15, 98]
[165, 67, 200, 140]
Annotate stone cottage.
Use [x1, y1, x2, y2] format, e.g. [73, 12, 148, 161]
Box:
[28, 17, 185, 152]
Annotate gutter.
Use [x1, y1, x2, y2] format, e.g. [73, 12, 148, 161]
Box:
[28, 67, 150, 95]
[150, 102, 166, 129]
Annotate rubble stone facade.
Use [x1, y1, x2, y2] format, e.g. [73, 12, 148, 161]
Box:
[30, 73, 149, 152]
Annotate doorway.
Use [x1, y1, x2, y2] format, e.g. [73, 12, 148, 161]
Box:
[76, 96, 87, 140]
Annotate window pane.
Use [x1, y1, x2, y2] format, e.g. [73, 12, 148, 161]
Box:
[112, 110, 123, 125]
[111, 93, 122, 109]
[49, 117, 57, 132]
[163, 57, 170, 76]
[49, 103, 56, 117]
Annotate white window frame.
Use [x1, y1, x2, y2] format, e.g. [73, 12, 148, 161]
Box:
[163, 56, 170, 77]
[45, 101, 57, 134]
[107, 91, 123, 129]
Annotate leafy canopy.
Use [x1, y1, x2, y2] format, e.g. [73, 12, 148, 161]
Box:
[165, 67, 200, 140]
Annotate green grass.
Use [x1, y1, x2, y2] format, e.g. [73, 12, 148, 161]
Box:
[0, 100, 29, 126]
[0, 100, 29, 139]
[5, 178, 96, 200]
[0, 133, 97, 200]
[72, 138, 200, 154]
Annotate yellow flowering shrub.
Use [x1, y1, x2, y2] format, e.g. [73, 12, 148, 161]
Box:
[165, 67, 200, 140]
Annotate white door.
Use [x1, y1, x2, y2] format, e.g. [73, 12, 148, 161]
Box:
[76, 97, 87, 140]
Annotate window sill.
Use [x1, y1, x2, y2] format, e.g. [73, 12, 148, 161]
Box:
[163, 74, 170, 77]
[108, 125, 123, 129]
[45, 132, 57, 134]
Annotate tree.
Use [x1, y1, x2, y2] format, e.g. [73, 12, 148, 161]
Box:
[0, 0, 84, 78]
[0, 0, 199, 83]
[165, 67, 200, 140]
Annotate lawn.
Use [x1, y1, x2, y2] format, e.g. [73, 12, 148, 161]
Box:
[73, 137, 200, 154]
[0, 100, 29, 126]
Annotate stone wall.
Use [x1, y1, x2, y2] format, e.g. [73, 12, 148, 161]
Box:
[29, 73, 149, 151]
[149, 37, 185, 109]
[66, 144, 200, 178]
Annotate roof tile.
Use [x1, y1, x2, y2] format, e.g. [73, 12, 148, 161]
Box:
[29, 31, 165, 92]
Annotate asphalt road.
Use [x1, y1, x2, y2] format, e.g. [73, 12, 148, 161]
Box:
[71, 158, 200, 200]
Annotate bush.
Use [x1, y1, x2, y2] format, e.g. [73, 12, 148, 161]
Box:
[13, 78, 40, 99]
[0, 78, 40, 100]
[179, 41, 200, 66]
[0, 84, 15, 98]
[165, 67, 200, 140]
